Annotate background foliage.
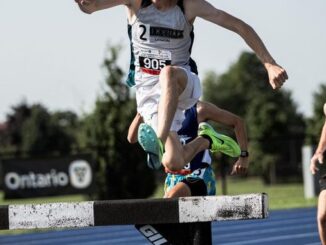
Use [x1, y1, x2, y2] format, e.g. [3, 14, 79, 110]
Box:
[202, 52, 306, 183]
[0, 47, 325, 198]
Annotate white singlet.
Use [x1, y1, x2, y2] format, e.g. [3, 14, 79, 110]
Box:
[129, 1, 201, 132]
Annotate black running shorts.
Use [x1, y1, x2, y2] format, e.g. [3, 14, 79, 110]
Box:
[319, 152, 326, 191]
[320, 174, 326, 191]
[181, 177, 207, 196]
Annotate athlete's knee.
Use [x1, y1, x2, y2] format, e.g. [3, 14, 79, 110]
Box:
[160, 66, 177, 87]
[163, 162, 180, 172]
[162, 157, 185, 172]
[165, 189, 177, 198]
[163, 150, 185, 171]
[165, 184, 191, 198]
[160, 66, 186, 91]
[160, 66, 188, 95]
[165, 188, 187, 198]
[160, 65, 175, 79]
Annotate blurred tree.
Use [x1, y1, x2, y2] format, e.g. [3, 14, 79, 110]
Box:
[202, 52, 306, 184]
[306, 84, 326, 145]
[51, 110, 80, 152]
[1, 102, 77, 157]
[0, 122, 10, 155]
[21, 105, 76, 156]
[82, 45, 156, 200]
[5, 101, 32, 154]
[203, 52, 268, 117]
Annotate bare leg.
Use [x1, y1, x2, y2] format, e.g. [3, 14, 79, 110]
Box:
[162, 131, 210, 171]
[183, 137, 210, 163]
[318, 190, 326, 245]
[164, 182, 191, 198]
[157, 66, 188, 144]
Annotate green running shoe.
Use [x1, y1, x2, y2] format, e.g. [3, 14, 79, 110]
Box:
[138, 123, 164, 170]
[198, 122, 241, 157]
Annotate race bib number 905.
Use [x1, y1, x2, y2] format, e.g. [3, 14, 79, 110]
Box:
[139, 49, 171, 75]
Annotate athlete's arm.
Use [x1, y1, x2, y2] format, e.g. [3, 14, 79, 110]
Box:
[185, 0, 288, 90]
[310, 103, 326, 174]
[127, 113, 143, 144]
[197, 101, 249, 175]
[75, 0, 133, 14]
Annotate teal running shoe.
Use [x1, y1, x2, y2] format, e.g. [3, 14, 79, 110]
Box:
[138, 123, 164, 170]
[198, 122, 241, 157]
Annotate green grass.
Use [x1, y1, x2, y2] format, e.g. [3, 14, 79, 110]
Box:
[0, 192, 86, 205]
[152, 177, 318, 210]
[224, 177, 317, 210]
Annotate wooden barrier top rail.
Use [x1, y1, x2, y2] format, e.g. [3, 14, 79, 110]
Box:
[0, 193, 268, 230]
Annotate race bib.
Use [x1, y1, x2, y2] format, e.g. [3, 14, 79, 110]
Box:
[139, 49, 171, 75]
[191, 168, 206, 179]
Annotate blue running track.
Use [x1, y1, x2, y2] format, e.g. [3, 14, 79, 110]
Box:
[0, 207, 319, 245]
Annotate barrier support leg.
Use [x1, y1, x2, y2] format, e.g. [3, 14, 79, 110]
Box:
[135, 222, 212, 245]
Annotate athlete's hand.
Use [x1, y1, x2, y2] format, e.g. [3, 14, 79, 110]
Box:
[75, 0, 97, 14]
[231, 157, 249, 175]
[310, 152, 324, 175]
[265, 63, 288, 90]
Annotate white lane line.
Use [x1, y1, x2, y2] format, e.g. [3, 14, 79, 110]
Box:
[213, 217, 315, 232]
[220, 232, 318, 245]
[213, 223, 317, 238]
[0, 229, 140, 244]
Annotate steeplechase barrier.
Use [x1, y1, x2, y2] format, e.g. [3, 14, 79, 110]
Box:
[0, 193, 268, 244]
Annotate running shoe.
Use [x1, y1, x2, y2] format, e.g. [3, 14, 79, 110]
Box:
[138, 123, 164, 170]
[198, 122, 241, 157]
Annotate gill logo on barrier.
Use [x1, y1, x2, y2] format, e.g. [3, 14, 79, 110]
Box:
[138, 225, 168, 245]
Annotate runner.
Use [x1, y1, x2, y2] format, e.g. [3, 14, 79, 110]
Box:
[128, 101, 248, 197]
[75, 0, 287, 171]
[310, 103, 326, 245]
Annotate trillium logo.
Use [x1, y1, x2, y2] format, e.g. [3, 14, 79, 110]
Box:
[69, 160, 92, 189]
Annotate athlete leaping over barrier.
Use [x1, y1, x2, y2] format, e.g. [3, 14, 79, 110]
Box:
[128, 100, 248, 197]
[128, 101, 249, 244]
[74, 0, 288, 172]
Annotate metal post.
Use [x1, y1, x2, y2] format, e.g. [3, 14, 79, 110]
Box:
[302, 145, 317, 198]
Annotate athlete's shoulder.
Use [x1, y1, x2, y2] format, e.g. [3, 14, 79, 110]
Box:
[323, 103, 326, 116]
[183, 0, 200, 12]
[125, 0, 142, 8]
[183, 0, 204, 6]
[126, 0, 142, 22]
[184, 0, 218, 22]
[115, 0, 135, 6]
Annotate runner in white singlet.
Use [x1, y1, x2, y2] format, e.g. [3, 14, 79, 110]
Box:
[75, 0, 288, 172]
